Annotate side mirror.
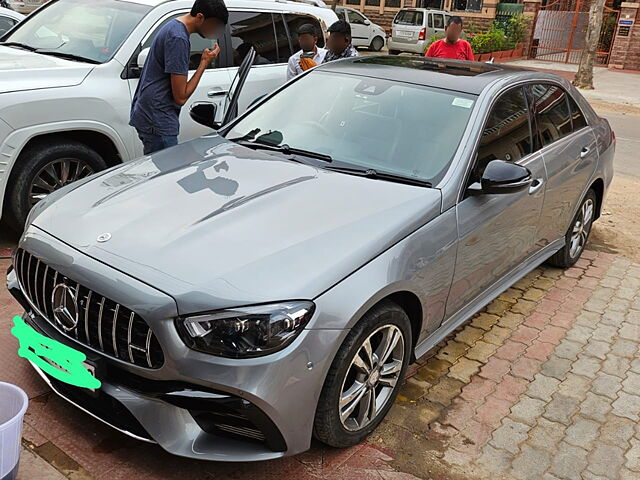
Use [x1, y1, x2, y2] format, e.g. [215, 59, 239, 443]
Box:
[364, 19, 371, 25]
[137, 47, 150, 70]
[470, 159, 532, 195]
[190, 103, 219, 129]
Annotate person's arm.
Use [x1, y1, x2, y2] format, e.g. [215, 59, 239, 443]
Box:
[170, 44, 219, 106]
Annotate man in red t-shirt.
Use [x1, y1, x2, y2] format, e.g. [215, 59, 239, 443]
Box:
[425, 16, 474, 61]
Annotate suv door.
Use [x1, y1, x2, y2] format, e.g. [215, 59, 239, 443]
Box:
[346, 8, 370, 47]
[428, 12, 446, 38]
[529, 84, 598, 246]
[128, 11, 233, 144]
[446, 86, 547, 319]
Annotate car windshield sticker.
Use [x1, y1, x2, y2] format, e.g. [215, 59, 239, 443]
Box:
[11, 316, 101, 390]
[452, 97, 474, 109]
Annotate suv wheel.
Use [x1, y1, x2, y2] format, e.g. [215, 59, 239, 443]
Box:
[314, 301, 411, 447]
[370, 36, 385, 52]
[547, 189, 597, 268]
[5, 140, 107, 231]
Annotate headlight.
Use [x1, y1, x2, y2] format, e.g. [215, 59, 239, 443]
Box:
[177, 301, 315, 358]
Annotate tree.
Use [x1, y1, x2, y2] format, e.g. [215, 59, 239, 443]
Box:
[573, 0, 607, 89]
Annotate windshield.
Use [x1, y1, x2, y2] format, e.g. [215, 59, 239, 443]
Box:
[394, 10, 424, 26]
[2, 0, 150, 63]
[225, 71, 476, 185]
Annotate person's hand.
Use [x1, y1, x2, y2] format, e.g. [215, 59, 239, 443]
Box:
[299, 57, 317, 71]
[201, 44, 220, 66]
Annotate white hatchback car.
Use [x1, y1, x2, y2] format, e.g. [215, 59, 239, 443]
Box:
[335, 6, 386, 51]
[0, 0, 336, 230]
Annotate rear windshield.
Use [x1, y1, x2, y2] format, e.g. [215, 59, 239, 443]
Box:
[394, 10, 424, 26]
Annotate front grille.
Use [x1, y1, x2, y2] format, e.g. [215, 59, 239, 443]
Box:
[14, 249, 164, 369]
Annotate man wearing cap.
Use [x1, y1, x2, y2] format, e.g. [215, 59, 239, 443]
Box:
[322, 19, 358, 63]
[287, 23, 327, 80]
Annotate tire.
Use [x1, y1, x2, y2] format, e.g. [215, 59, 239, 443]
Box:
[313, 300, 412, 448]
[389, 49, 401, 55]
[4, 140, 107, 232]
[546, 189, 597, 268]
[370, 36, 385, 52]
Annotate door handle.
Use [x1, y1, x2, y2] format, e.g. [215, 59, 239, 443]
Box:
[580, 146, 591, 158]
[207, 89, 229, 98]
[529, 178, 544, 194]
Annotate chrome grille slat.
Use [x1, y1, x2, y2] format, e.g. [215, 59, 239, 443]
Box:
[13, 249, 164, 369]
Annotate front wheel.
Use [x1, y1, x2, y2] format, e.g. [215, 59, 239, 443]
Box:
[547, 189, 597, 268]
[370, 36, 385, 52]
[313, 301, 411, 448]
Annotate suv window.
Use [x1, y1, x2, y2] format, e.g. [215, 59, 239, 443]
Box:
[477, 87, 532, 172]
[433, 13, 445, 29]
[285, 13, 324, 49]
[0, 16, 16, 36]
[568, 94, 588, 130]
[142, 14, 223, 70]
[428, 14, 433, 28]
[229, 11, 285, 66]
[531, 84, 572, 148]
[394, 10, 424, 26]
[347, 10, 367, 25]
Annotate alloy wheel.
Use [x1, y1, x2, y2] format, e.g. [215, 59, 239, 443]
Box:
[569, 198, 594, 259]
[29, 158, 95, 206]
[339, 324, 405, 432]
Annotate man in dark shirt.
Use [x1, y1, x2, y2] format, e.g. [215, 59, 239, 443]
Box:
[130, 0, 229, 155]
[322, 20, 358, 63]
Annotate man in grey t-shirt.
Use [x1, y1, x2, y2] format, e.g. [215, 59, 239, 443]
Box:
[130, 0, 228, 155]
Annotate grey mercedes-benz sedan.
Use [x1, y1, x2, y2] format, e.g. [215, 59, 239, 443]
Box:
[7, 57, 614, 461]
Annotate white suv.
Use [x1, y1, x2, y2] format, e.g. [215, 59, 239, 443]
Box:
[0, 0, 336, 230]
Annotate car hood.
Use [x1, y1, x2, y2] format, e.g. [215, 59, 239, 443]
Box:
[0, 46, 93, 93]
[33, 135, 442, 314]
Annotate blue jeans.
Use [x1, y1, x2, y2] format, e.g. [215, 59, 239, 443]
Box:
[138, 132, 178, 155]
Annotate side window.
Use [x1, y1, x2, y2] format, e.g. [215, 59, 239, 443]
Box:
[530, 84, 572, 148]
[428, 14, 433, 28]
[477, 87, 533, 174]
[347, 10, 366, 25]
[142, 14, 223, 70]
[229, 11, 279, 66]
[0, 17, 16, 36]
[285, 13, 324, 50]
[568, 95, 588, 131]
[433, 14, 445, 29]
[272, 13, 292, 63]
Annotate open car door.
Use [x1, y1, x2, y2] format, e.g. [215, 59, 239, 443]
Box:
[190, 47, 256, 131]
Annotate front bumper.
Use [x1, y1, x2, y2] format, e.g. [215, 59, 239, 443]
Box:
[8, 228, 346, 461]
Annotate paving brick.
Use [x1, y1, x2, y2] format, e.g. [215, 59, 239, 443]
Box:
[591, 373, 622, 400]
[523, 312, 550, 330]
[550, 311, 576, 329]
[610, 339, 638, 358]
[583, 299, 608, 315]
[494, 340, 527, 361]
[609, 299, 632, 313]
[483, 326, 511, 346]
[541, 355, 572, 381]
[436, 341, 469, 363]
[565, 325, 593, 345]
[544, 394, 579, 425]
[511, 325, 540, 346]
[475, 395, 512, 428]
[612, 391, 640, 421]
[558, 373, 592, 400]
[509, 396, 546, 426]
[625, 438, 640, 472]
[525, 341, 556, 362]
[580, 392, 612, 423]
[471, 313, 500, 331]
[448, 357, 482, 383]
[493, 375, 527, 403]
[441, 398, 475, 431]
[460, 376, 496, 405]
[465, 340, 498, 363]
[528, 417, 565, 451]
[415, 358, 451, 383]
[587, 442, 625, 478]
[527, 374, 561, 402]
[398, 377, 428, 401]
[574, 311, 600, 329]
[618, 322, 639, 342]
[512, 299, 538, 316]
[601, 354, 631, 378]
[479, 357, 511, 382]
[489, 418, 530, 455]
[454, 326, 485, 347]
[522, 288, 546, 302]
[583, 340, 611, 360]
[459, 418, 493, 453]
[511, 445, 550, 480]
[498, 288, 523, 304]
[537, 325, 567, 346]
[477, 444, 513, 475]
[486, 299, 514, 316]
[534, 276, 556, 289]
[550, 441, 588, 480]
[630, 358, 640, 374]
[571, 356, 601, 378]
[499, 312, 526, 330]
[426, 377, 465, 407]
[600, 415, 636, 450]
[511, 357, 541, 381]
[564, 417, 600, 449]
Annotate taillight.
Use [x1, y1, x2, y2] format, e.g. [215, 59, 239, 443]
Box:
[418, 28, 426, 40]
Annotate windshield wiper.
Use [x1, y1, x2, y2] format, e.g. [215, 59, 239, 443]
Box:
[233, 139, 332, 162]
[1, 42, 37, 51]
[324, 166, 432, 187]
[34, 50, 100, 64]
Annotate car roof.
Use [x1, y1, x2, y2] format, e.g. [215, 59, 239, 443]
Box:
[120, 0, 332, 8]
[315, 56, 550, 95]
[0, 6, 24, 20]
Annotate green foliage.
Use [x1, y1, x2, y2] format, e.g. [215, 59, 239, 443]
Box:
[503, 14, 527, 49]
[470, 24, 506, 54]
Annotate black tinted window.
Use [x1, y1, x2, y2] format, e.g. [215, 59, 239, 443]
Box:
[229, 11, 280, 66]
[285, 13, 324, 50]
[272, 13, 292, 63]
[477, 87, 532, 170]
[0, 16, 16, 36]
[531, 84, 572, 148]
[568, 95, 588, 131]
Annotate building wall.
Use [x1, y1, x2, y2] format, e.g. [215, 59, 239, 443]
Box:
[609, 2, 640, 70]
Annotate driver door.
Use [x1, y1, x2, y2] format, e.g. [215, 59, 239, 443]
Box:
[346, 9, 370, 47]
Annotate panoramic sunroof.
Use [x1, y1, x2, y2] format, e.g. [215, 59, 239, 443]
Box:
[352, 56, 502, 77]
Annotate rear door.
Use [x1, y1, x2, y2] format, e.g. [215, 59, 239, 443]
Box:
[530, 83, 599, 246]
[430, 12, 446, 38]
[446, 86, 547, 319]
[392, 9, 424, 45]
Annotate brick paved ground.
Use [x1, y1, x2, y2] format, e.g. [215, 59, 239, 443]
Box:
[1, 249, 639, 480]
